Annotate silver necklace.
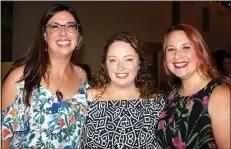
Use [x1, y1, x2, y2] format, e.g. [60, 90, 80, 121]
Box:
[52, 64, 70, 100]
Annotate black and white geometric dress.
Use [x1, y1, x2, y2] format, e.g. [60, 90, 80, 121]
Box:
[79, 97, 165, 149]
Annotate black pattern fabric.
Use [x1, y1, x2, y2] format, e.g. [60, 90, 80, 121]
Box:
[80, 97, 165, 149]
[157, 80, 226, 149]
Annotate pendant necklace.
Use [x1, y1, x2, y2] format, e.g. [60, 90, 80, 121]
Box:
[55, 64, 70, 100]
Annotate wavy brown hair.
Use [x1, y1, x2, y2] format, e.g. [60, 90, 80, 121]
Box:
[93, 31, 161, 100]
[2, 4, 83, 106]
[162, 24, 229, 86]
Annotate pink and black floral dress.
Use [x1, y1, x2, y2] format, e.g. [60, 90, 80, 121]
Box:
[157, 80, 224, 149]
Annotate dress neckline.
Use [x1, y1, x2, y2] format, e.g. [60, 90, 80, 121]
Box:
[39, 81, 86, 101]
[88, 98, 141, 102]
[176, 80, 214, 98]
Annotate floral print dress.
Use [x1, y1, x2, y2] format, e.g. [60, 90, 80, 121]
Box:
[157, 80, 224, 149]
[2, 81, 89, 149]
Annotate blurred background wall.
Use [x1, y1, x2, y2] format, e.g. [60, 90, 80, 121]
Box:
[2, 1, 231, 89]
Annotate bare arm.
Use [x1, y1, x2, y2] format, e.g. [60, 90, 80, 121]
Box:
[1, 66, 24, 148]
[208, 85, 230, 149]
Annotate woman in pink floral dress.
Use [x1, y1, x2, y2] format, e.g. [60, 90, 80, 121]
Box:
[156, 24, 230, 149]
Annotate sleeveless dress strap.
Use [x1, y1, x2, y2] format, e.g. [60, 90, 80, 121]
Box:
[79, 67, 83, 82]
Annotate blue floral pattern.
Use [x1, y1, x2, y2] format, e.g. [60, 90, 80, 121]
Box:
[2, 81, 89, 149]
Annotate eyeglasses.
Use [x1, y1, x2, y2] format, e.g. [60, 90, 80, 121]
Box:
[46, 22, 78, 33]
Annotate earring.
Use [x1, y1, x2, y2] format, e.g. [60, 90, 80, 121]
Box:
[45, 43, 48, 52]
[75, 45, 80, 51]
[135, 71, 140, 82]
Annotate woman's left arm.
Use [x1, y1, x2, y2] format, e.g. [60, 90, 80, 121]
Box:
[208, 85, 230, 149]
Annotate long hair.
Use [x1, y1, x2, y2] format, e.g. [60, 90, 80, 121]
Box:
[93, 31, 160, 100]
[162, 24, 229, 86]
[2, 4, 83, 106]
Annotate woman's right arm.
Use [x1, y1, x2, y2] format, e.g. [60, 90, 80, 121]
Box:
[2, 66, 24, 148]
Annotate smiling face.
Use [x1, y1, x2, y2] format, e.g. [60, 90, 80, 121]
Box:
[165, 31, 200, 80]
[106, 41, 140, 88]
[44, 11, 78, 56]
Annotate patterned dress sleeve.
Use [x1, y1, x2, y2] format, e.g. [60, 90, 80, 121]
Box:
[156, 93, 167, 111]
[1, 83, 27, 140]
[149, 94, 166, 126]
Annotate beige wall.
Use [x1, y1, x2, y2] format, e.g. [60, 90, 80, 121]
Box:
[12, 1, 172, 75]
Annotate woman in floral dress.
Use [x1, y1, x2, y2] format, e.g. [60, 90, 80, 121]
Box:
[157, 24, 230, 149]
[2, 4, 89, 148]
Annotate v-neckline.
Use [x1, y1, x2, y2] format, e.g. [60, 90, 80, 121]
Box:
[39, 81, 85, 101]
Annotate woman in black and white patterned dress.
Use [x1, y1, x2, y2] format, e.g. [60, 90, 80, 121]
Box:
[79, 32, 165, 149]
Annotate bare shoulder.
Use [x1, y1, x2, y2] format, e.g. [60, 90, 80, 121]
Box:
[4, 65, 24, 83]
[210, 84, 230, 101]
[72, 64, 88, 82]
[2, 65, 24, 109]
[208, 84, 230, 116]
[87, 88, 100, 101]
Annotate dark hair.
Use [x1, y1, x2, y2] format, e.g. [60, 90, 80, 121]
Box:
[215, 50, 230, 76]
[162, 24, 229, 85]
[2, 4, 83, 106]
[222, 53, 231, 76]
[93, 31, 160, 100]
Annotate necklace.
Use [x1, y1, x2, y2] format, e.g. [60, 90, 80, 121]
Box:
[54, 64, 70, 100]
